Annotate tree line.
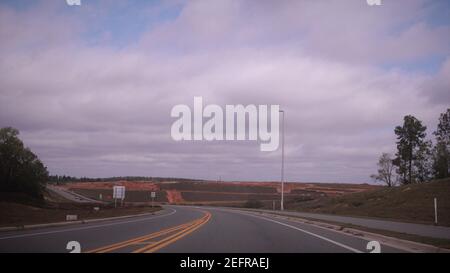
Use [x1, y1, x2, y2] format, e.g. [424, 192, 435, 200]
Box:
[0, 127, 48, 198]
[48, 175, 205, 184]
[371, 109, 450, 186]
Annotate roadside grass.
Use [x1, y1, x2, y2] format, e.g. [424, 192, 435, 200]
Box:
[285, 178, 450, 226]
[296, 215, 450, 250]
[342, 223, 450, 250]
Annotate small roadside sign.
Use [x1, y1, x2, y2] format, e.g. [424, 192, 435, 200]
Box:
[151, 191, 156, 207]
[113, 186, 125, 200]
[66, 215, 78, 221]
[113, 186, 126, 207]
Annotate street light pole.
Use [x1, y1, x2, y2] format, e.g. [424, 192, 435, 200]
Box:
[280, 110, 285, 211]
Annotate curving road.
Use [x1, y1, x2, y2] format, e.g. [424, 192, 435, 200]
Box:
[0, 206, 406, 253]
[46, 185, 104, 204]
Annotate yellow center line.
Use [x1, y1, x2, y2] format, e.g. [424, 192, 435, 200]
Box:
[133, 211, 212, 253]
[86, 221, 195, 253]
[130, 241, 157, 245]
[140, 212, 212, 253]
[85, 210, 211, 253]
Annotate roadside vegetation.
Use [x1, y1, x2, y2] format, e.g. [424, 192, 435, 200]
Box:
[0, 127, 48, 199]
[371, 108, 450, 186]
[282, 110, 450, 226]
[286, 178, 450, 226]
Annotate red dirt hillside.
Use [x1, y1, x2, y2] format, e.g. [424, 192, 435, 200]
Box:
[61, 180, 379, 205]
[166, 190, 184, 203]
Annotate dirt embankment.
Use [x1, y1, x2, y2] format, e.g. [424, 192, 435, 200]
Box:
[60, 180, 379, 205]
[166, 190, 184, 203]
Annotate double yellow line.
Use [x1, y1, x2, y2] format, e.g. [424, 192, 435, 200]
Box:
[86, 210, 211, 253]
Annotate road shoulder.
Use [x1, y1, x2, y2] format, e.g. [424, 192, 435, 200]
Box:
[239, 208, 450, 253]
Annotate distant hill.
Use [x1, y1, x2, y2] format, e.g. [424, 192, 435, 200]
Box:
[286, 178, 450, 226]
[60, 180, 378, 207]
[48, 175, 204, 183]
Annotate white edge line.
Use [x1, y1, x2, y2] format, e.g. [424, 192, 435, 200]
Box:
[217, 208, 363, 253]
[0, 208, 177, 240]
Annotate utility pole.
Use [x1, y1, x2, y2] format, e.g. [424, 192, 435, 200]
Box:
[280, 110, 285, 211]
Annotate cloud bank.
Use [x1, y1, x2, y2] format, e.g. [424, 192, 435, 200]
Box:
[0, 0, 449, 183]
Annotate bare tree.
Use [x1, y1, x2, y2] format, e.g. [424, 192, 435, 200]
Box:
[371, 153, 397, 187]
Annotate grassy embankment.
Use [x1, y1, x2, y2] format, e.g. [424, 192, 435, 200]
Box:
[286, 178, 450, 226]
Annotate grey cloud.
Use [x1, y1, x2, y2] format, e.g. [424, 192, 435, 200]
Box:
[421, 57, 450, 105]
[1, 0, 449, 183]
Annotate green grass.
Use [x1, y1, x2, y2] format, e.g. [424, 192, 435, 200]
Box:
[286, 178, 450, 226]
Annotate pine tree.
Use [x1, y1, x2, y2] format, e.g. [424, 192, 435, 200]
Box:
[394, 115, 428, 184]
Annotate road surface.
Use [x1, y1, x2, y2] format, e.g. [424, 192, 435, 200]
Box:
[0, 205, 406, 253]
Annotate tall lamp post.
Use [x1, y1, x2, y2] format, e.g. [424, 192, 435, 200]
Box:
[279, 110, 285, 211]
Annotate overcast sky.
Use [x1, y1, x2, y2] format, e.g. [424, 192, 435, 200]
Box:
[1, 0, 449, 183]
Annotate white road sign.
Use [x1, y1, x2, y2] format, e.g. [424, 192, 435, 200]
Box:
[151, 191, 156, 198]
[113, 186, 126, 200]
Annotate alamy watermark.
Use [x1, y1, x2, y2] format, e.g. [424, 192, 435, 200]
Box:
[366, 0, 382, 6]
[66, 0, 81, 6]
[170, 97, 280, 152]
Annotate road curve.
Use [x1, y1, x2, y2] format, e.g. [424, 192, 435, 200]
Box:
[46, 185, 104, 203]
[0, 206, 405, 253]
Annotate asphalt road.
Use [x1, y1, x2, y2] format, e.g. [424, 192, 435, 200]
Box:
[0, 206, 405, 253]
[46, 185, 103, 203]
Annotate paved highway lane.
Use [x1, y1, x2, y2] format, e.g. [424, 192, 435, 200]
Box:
[0, 206, 405, 253]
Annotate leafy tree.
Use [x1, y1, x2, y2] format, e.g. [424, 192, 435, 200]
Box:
[371, 153, 397, 187]
[0, 127, 48, 198]
[433, 109, 450, 179]
[394, 115, 429, 184]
